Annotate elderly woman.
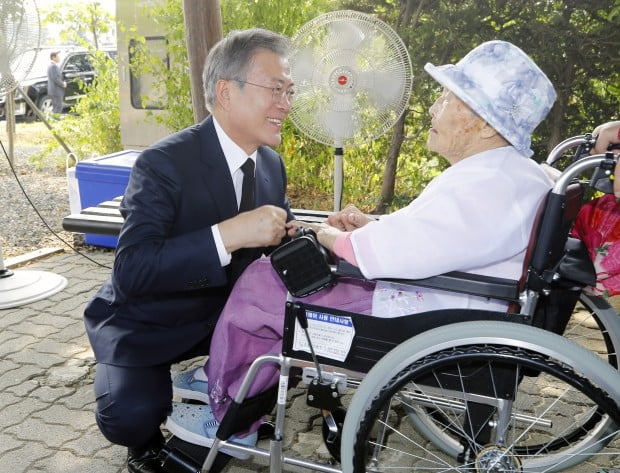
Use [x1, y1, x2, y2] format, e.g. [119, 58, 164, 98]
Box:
[164, 40, 557, 450]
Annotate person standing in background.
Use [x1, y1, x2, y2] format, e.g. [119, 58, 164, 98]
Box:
[46, 51, 66, 114]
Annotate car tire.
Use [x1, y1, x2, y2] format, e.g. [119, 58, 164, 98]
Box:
[37, 95, 54, 118]
[23, 105, 37, 122]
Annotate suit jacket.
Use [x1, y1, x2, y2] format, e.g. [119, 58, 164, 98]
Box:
[84, 116, 293, 367]
[47, 61, 65, 97]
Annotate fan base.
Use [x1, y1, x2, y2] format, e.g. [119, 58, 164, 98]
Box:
[0, 270, 68, 309]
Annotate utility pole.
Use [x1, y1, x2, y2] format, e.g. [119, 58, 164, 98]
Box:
[182, 0, 223, 124]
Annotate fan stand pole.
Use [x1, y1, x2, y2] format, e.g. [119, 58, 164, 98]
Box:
[333, 147, 344, 211]
[0, 246, 68, 310]
[6, 90, 15, 165]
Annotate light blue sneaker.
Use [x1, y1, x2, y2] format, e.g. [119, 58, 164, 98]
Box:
[164, 402, 257, 460]
[172, 367, 210, 404]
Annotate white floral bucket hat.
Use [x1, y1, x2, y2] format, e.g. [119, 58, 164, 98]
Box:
[424, 40, 556, 158]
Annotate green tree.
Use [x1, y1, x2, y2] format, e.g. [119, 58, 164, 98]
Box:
[338, 0, 620, 211]
[64, 0, 620, 211]
[41, 1, 113, 49]
[31, 48, 121, 164]
[32, 4, 120, 164]
[220, 0, 338, 36]
[126, 0, 342, 209]
[450, 0, 620, 153]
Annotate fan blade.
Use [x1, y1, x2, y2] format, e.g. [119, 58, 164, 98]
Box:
[328, 93, 355, 113]
[358, 67, 410, 109]
[319, 108, 359, 142]
[290, 45, 318, 83]
[326, 19, 365, 51]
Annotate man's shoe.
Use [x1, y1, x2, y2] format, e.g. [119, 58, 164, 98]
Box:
[127, 445, 165, 473]
[172, 367, 210, 403]
[126, 431, 165, 473]
[163, 402, 257, 460]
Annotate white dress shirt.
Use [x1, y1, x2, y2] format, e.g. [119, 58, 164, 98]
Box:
[211, 117, 257, 266]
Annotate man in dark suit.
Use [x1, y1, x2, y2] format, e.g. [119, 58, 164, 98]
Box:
[83, 28, 295, 473]
[47, 51, 66, 114]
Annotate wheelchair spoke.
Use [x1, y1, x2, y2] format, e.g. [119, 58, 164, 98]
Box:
[349, 337, 620, 473]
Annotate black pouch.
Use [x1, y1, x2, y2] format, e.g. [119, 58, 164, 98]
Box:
[270, 235, 334, 298]
[556, 237, 596, 287]
[531, 238, 595, 336]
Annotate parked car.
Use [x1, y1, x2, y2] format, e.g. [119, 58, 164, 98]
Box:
[0, 46, 116, 120]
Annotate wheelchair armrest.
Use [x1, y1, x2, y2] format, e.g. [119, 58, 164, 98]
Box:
[336, 260, 520, 302]
[335, 259, 365, 278]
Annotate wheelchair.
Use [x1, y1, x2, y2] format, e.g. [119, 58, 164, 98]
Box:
[161, 135, 620, 473]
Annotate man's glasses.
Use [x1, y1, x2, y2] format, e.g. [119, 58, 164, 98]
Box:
[235, 80, 295, 103]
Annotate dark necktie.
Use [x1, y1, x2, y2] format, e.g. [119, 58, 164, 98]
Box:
[239, 158, 255, 212]
[229, 158, 256, 283]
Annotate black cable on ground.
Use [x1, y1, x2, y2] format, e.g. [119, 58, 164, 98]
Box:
[0, 136, 112, 269]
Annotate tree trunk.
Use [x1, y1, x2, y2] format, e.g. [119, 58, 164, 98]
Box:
[547, 89, 566, 155]
[374, 0, 423, 213]
[182, 0, 223, 124]
[374, 111, 406, 214]
[547, 51, 574, 155]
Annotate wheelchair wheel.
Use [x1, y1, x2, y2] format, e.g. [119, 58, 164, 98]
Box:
[563, 293, 620, 367]
[341, 321, 620, 473]
[405, 293, 620, 462]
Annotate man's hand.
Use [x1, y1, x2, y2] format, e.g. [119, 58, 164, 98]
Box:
[592, 121, 620, 155]
[591, 121, 620, 197]
[285, 220, 324, 237]
[326, 204, 372, 231]
[286, 221, 342, 252]
[315, 224, 343, 251]
[219, 205, 288, 253]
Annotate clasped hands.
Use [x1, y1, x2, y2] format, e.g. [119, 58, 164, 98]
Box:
[288, 204, 372, 252]
[219, 204, 371, 254]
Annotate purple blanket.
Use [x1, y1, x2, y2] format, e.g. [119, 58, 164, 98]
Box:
[206, 257, 374, 433]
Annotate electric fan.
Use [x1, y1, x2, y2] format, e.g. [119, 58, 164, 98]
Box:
[289, 10, 413, 210]
[0, 0, 68, 309]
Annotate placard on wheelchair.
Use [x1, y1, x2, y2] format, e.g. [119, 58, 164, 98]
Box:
[281, 300, 526, 375]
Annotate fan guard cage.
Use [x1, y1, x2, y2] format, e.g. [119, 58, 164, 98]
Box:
[289, 10, 413, 148]
[0, 0, 41, 94]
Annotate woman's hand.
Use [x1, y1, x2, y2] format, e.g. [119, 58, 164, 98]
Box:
[326, 204, 372, 231]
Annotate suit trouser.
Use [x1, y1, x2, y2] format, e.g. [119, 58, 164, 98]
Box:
[51, 93, 63, 113]
[93, 335, 211, 448]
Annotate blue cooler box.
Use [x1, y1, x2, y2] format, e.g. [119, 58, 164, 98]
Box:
[76, 150, 140, 248]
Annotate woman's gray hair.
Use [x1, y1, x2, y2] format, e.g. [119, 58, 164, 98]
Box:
[202, 28, 291, 112]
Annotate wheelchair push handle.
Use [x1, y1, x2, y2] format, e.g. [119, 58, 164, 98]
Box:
[546, 133, 620, 167]
[544, 133, 618, 197]
[546, 134, 595, 167]
[552, 153, 617, 196]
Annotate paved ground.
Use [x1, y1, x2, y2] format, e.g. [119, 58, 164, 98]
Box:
[1, 248, 619, 473]
[1, 249, 126, 473]
[0, 248, 334, 473]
